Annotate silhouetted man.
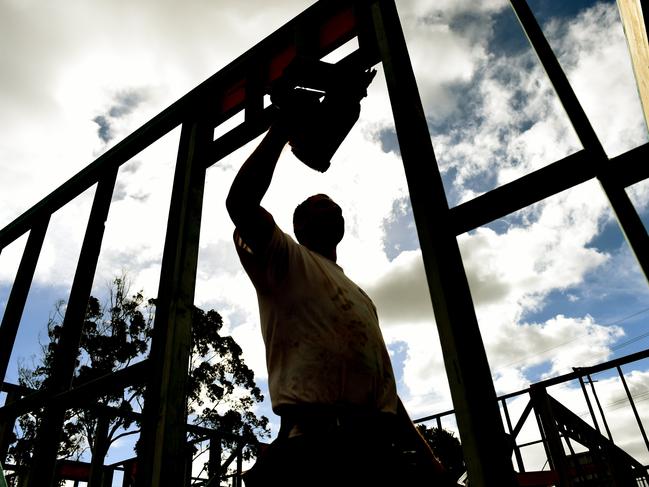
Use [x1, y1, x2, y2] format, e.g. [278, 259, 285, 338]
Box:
[227, 120, 454, 486]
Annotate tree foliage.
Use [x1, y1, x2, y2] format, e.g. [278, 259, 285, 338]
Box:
[185, 306, 268, 456]
[8, 276, 268, 479]
[416, 425, 466, 480]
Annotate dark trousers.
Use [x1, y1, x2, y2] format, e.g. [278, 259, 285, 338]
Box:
[243, 410, 444, 486]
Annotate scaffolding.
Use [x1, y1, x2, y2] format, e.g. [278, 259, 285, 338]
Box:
[415, 348, 649, 486]
[1, 0, 648, 485]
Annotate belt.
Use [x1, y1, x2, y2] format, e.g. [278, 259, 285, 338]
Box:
[278, 404, 397, 439]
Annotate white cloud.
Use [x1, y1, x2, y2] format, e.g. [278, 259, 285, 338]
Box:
[627, 179, 649, 214]
[496, 315, 624, 377]
[396, 0, 508, 31]
[365, 186, 622, 401]
[545, 3, 649, 157]
[400, 16, 490, 122]
[0, 234, 28, 285]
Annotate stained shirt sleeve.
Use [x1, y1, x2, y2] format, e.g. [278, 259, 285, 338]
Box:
[233, 224, 293, 293]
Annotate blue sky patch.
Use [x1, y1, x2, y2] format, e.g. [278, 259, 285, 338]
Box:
[527, 0, 617, 24]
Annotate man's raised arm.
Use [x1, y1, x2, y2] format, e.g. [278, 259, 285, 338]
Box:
[226, 123, 289, 252]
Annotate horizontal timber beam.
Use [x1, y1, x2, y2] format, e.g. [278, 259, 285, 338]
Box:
[0, 360, 149, 421]
[450, 142, 649, 236]
[0, 0, 369, 249]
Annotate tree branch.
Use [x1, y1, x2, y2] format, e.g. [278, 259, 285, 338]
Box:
[109, 428, 141, 445]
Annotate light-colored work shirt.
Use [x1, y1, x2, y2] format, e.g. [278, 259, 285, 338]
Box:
[235, 224, 397, 415]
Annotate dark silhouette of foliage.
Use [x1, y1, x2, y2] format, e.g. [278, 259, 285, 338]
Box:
[416, 425, 466, 481]
[8, 276, 268, 482]
[184, 306, 268, 464]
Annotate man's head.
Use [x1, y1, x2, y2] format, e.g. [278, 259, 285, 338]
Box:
[293, 194, 344, 252]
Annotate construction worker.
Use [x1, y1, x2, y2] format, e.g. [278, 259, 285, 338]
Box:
[226, 97, 456, 485]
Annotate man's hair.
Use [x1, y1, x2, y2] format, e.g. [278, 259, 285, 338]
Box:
[293, 194, 330, 244]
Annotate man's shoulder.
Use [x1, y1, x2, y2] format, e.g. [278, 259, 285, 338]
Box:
[234, 222, 306, 289]
[234, 221, 297, 256]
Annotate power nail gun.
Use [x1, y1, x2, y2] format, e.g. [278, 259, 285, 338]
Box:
[270, 57, 376, 172]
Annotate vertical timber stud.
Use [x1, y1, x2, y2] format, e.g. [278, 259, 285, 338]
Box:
[236, 445, 243, 487]
[88, 413, 110, 487]
[0, 216, 50, 384]
[369, 1, 517, 485]
[0, 257, 30, 466]
[207, 434, 221, 483]
[28, 168, 118, 487]
[0, 389, 22, 462]
[355, 0, 381, 66]
[136, 116, 209, 487]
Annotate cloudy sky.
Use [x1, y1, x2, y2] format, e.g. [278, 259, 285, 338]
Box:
[2, 0, 649, 476]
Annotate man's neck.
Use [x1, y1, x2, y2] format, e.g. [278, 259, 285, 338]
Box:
[305, 243, 337, 263]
